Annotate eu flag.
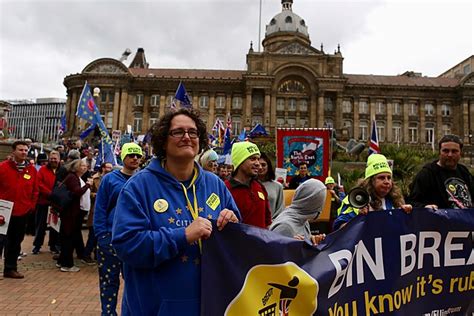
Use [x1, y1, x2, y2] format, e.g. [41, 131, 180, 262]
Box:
[174, 81, 192, 108]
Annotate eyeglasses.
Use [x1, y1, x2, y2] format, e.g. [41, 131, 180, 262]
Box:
[169, 128, 200, 139]
[126, 154, 142, 159]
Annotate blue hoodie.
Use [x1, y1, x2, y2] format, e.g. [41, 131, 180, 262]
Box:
[93, 169, 131, 239]
[112, 158, 240, 316]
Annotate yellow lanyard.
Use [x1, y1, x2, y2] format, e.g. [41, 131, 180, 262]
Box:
[179, 167, 202, 252]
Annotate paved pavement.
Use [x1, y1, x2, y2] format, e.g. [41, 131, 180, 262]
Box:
[0, 232, 123, 315]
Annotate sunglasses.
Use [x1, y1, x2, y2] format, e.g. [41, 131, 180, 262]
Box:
[126, 154, 142, 159]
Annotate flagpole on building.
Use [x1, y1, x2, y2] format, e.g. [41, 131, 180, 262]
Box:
[258, 0, 262, 52]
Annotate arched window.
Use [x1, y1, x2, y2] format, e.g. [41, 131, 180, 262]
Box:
[278, 79, 306, 94]
[285, 16, 292, 23]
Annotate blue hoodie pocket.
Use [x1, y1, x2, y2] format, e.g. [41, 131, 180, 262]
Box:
[157, 299, 199, 316]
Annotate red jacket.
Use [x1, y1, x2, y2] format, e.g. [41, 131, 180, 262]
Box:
[225, 178, 272, 229]
[0, 160, 39, 217]
[37, 164, 58, 205]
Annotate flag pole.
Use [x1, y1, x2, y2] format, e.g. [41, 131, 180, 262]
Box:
[258, 0, 262, 52]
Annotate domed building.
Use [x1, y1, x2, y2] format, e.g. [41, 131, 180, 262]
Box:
[63, 0, 474, 147]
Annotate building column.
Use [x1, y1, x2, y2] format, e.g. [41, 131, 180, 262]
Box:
[69, 91, 80, 136]
[271, 93, 277, 128]
[419, 100, 426, 144]
[142, 94, 150, 133]
[403, 99, 409, 144]
[112, 90, 121, 130]
[353, 98, 359, 140]
[462, 99, 469, 143]
[310, 94, 317, 127]
[209, 94, 216, 131]
[369, 98, 376, 120]
[335, 92, 343, 131]
[386, 100, 393, 142]
[436, 100, 443, 141]
[118, 90, 129, 131]
[264, 90, 271, 128]
[244, 91, 252, 128]
[317, 92, 324, 127]
[159, 95, 166, 117]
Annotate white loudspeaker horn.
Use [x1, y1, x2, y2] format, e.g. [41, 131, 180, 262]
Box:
[347, 187, 370, 209]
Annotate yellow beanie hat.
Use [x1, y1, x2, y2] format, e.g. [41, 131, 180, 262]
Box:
[231, 142, 260, 170]
[325, 176, 335, 185]
[365, 154, 392, 179]
[121, 143, 143, 161]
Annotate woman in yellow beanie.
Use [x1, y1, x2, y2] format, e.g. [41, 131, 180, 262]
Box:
[333, 154, 412, 230]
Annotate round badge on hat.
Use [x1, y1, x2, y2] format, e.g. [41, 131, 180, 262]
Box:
[153, 199, 169, 213]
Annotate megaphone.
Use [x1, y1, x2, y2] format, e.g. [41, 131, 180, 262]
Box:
[347, 187, 370, 209]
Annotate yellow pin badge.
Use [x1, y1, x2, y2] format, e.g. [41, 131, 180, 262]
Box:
[206, 193, 221, 211]
[153, 199, 169, 213]
[257, 191, 265, 200]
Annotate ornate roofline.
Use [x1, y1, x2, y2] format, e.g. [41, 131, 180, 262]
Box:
[82, 58, 131, 75]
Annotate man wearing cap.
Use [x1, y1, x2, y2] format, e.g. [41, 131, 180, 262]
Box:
[325, 176, 342, 227]
[408, 134, 474, 209]
[0, 140, 39, 279]
[225, 141, 272, 228]
[333, 154, 411, 230]
[93, 142, 141, 315]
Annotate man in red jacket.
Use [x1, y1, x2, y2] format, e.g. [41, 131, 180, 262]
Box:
[0, 140, 39, 278]
[32, 150, 61, 254]
[225, 142, 271, 228]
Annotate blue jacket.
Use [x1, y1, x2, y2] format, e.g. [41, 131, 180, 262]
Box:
[93, 169, 131, 239]
[111, 158, 240, 316]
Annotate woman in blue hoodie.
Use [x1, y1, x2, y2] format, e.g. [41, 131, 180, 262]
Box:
[112, 108, 240, 316]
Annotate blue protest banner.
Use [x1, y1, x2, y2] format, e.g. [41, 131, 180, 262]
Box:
[202, 208, 474, 315]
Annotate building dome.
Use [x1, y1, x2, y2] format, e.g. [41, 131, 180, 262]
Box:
[265, 0, 309, 38]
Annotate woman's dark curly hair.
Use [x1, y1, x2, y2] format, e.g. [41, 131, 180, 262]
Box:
[356, 176, 405, 210]
[149, 108, 208, 160]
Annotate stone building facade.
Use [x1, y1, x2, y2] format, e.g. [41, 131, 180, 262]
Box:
[63, 0, 474, 146]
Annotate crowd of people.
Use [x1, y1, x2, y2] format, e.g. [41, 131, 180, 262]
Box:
[1, 107, 473, 315]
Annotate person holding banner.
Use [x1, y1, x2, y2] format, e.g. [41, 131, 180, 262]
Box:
[408, 134, 474, 209]
[111, 108, 240, 316]
[333, 154, 412, 230]
[270, 178, 327, 245]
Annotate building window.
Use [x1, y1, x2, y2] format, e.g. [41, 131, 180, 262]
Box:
[134, 94, 144, 106]
[408, 102, 418, 116]
[426, 123, 435, 145]
[288, 98, 296, 111]
[359, 101, 368, 114]
[324, 119, 333, 129]
[343, 120, 353, 138]
[463, 64, 471, 74]
[133, 112, 143, 133]
[409, 123, 418, 143]
[106, 112, 113, 129]
[232, 96, 242, 109]
[252, 93, 264, 110]
[442, 124, 451, 135]
[299, 99, 308, 112]
[342, 100, 352, 113]
[359, 121, 368, 140]
[287, 118, 296, 128]
[166, 95, 174, 106]
[276, 98, 285, 111]
[215, 96, 226, 109]
[441, 104, 451, 116]
[376, 121, 385, 142]
[425, 103, 434, 116]
[150, 94, 160, 107]
[276, 117, 285, 127]
[232, 116, 241, 135]
[285, 16, 292, 23]
[199, 96, 209, 109]
[109, 92, 115, 104]
[300, 118, 308, 127]
[324, 97, 334, 112]
[393, 122, 402, 144]
[252, 115, 262, 126]
[101, 92, 107, 103]
[393, 102, 401, 115]
[375, 101, 385, 115]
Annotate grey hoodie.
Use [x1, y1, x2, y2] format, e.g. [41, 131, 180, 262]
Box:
[270, 179, 327, 240]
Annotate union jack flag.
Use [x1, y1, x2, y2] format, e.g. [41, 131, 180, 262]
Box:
[368, 119, 380, 155]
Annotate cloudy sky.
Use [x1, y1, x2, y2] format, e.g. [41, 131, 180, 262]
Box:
[0, 0, 472, 100]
